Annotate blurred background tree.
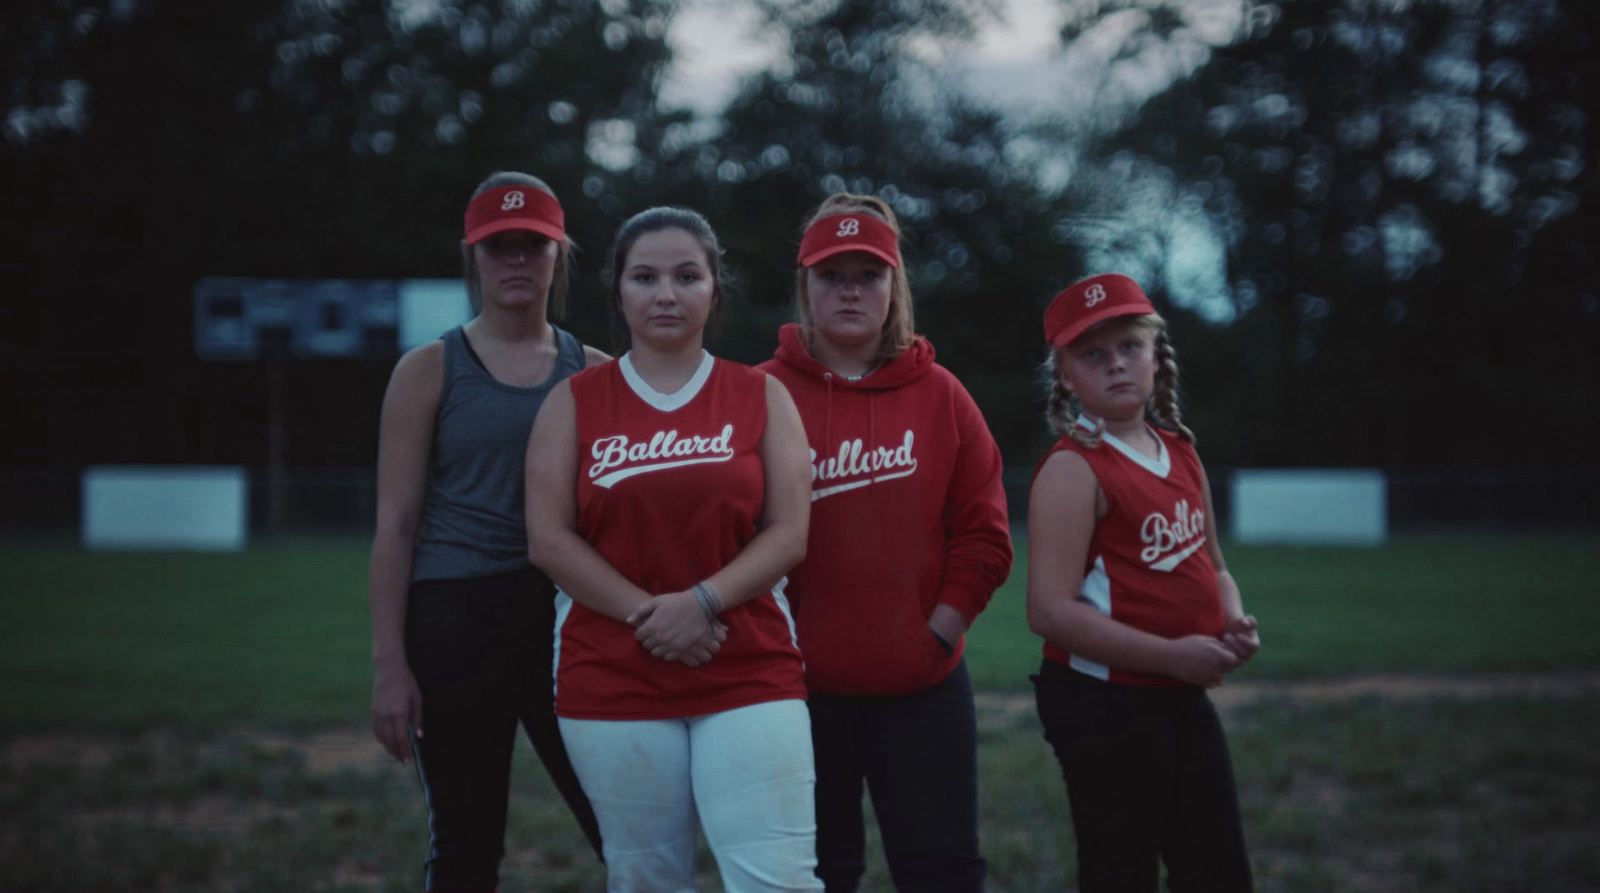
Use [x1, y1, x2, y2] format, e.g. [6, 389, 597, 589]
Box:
[2, 0, 1594, 482]
[642, 0, 1081, 457]
[1040, 0, 1596, 466]
[2, 0, 674, 467]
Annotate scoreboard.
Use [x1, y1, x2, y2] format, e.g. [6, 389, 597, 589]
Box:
[194, 277, 471, 360]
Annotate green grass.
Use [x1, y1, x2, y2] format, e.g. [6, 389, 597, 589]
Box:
[3, 697, 1596, 892]
[3, 532, 1598, 891]
[980, 694, 1600, 893]
[0, 538, 371, 730]
[2, 533, 1597, 727]
[967, 532, 1600, 690]
[1230, 695, 1600, 893]
[0, 729, 605, 893]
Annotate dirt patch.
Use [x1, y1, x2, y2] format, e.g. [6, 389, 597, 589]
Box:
[73, 797, 315, 836]
[3, 735, 124, 771]
[1208, 670, 1600, 708]
[240, 729, 394, 775]
[2, 727, 398, 779]
[12, 673, 1600, 766]
[974, 670, 1600, 730]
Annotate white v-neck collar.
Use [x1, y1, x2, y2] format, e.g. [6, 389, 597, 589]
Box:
[1081, 414, 1170, 478]
[619, 350, 715, 412]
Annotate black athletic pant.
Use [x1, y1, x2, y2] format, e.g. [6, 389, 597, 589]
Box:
[406, 565, 602, 892]
[808, 659, 987, 893]
[1033, 659, 1252, 893]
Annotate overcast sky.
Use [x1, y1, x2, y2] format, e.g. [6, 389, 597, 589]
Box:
[659, 0, 1265, 120]
[658, 0, 1266, 323]
[659, 0, 1068, 115]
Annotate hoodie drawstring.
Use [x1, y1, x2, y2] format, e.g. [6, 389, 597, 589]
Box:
[822, 372, 835, 451]
[866, 390, 876, 494]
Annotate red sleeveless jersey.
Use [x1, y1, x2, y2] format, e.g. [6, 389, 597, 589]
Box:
[554, 355, 807, 719]
[1034, 426, 1225, 686]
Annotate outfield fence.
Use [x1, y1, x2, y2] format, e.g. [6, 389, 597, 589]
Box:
[1, 464, 1597, 538]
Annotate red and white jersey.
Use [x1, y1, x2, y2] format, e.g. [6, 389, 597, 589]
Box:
[1035, 423, 1225, 686]
[553, 352, 807, 720]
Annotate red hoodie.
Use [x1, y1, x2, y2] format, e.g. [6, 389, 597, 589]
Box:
[759, 324, 1013, 696]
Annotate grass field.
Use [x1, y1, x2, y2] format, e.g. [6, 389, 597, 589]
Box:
[2, 533, 1599, 891]
[4, 534, 1598, 727]
[972, 532, 1600, 690]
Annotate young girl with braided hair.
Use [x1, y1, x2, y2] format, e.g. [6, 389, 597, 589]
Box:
[1026, 273, 1259, 892]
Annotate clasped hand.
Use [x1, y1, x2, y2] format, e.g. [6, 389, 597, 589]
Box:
[628, 590, 727, 667]
[1220, 614, 1260, 663]
[1168, 616, 1261, 688]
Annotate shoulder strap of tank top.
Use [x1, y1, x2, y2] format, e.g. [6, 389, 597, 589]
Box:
[455, 325, 491, 378]
[553, 325, 585, 377]
[435, 326, 467, 419]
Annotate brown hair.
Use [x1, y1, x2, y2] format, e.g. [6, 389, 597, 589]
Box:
[1042, 314, 1196, 447]
[604, 206, 727, 352]
[793, 193, 915, 364]
[460, 171, 574, 318]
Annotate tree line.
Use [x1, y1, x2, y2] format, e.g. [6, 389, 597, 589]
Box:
[2, 0, 1593, 472]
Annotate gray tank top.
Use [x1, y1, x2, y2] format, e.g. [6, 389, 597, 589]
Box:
[411, 325, 585, 582]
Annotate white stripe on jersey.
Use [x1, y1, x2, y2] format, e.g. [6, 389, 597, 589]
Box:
[1069, 555, 1113, 681]
[552, 590, 573, 700]
[593, 453, 735, 488]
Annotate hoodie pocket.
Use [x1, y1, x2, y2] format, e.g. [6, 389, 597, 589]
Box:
[915, 623, 956, 682]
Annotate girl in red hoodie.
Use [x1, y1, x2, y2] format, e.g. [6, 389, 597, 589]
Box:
[759, 194, 1013, 893]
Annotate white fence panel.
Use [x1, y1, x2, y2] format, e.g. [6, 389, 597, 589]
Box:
[82, 466, 249, 551]
[1230, 469, 1387, 545]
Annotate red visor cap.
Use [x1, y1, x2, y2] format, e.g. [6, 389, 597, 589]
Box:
[464, 185, 565, 245]
[1044, 273, 1156, 346]
[797, 213, 901, 268]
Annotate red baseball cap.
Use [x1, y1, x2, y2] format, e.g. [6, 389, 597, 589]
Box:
[1044, 273, 1156, 346]
[797, 213, 901, 268]
[464, 185, 565, 245]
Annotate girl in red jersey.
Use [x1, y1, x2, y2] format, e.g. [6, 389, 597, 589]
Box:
[368, 172, 606, 891]
[758, 194, 1013, 893]
[524, 206, 822, 892]
[1027, 273, 1260, 892]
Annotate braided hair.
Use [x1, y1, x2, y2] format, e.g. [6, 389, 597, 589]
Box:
[1149, 324, 1195, 444]
[1041, 314, 1195, 447]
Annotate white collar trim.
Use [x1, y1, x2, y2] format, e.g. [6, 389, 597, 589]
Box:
[1080, 414, 1170, 478]
[619, 350, 715, 412]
